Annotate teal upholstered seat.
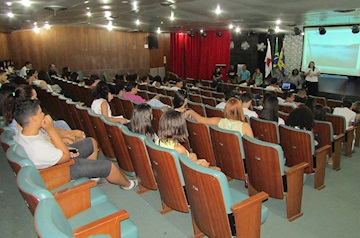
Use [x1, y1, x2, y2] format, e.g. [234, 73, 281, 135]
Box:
[179, 154, 268, 237]
[18, 166, 138, 238]
[1, 127, 16, 151]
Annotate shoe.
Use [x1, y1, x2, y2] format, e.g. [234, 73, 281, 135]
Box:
[245, 179, 248, 188]
[328, 157, 334, 165]
[91, 177, 101, 183]
[121, 179, 139, 190]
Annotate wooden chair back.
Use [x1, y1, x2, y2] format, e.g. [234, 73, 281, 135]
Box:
[279, 125, 314, 174]
[250, 117, 279, 144]
[156, 87, 167, 95]
[122, 127, 157, 193]
[278, 111, 289, 122]
[205, 104, 224, 118]
[201, 95, 217, 107]
[145, 139, 188, 214]
[199, 89, 212, 97]
[279, 104, 294, 114]
[326, 114, 345, 135]
[119, 97, 135, 119]
[327, 99, 342, 110]
[66, 100, 85, 132]
[75, 105, 100, 142]
[309, 95, 327, 106]
[189, 93, 202, 103]
[137, 90, 149, 101]
[209, 126, 246, 180]
[187, 101, 206, 117]
[186, 119, 216, 166]
[151, 107, 164, 133]
[110, 96, 126, 117]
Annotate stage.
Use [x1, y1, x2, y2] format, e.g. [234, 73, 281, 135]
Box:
[318, 74, 360, 101]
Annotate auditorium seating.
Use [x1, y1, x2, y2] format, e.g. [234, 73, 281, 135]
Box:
[250, 117, 280, 144]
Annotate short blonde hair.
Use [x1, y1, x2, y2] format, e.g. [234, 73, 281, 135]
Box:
[224, 97, 245, 122]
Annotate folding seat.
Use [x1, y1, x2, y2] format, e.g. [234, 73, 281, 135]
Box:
[159, 95, 173, 107]
[0, 127, 16, 152]
[201, 95, 216, 107]
[179, 154, 269, 238]
[250, 117, 279, 144]
[189, 93, 202, 103]
[278, 111, 289, 122]
[118, 97, 135, 119]
[137, 90, 149, 101]
[308, 95, 327, 106]
[199, 89, 212, 97]
[151, 106, 164, 133]
[327, 99, 342, 110]
[278, 104, 294, 114]
[156, 87, 166, 95]
[187, 101, 206, 117]
[279, 125, 331, 190]
[242, 136, 308, 221]
[204, 104, 223, 118]
[164, 89, 175, 97]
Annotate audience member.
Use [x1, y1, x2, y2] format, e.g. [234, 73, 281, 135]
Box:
[227, 65, 237, 84]
[169, 78, 184, 91]
[314, 104, 327, 121]
[48, 64, 58, 77]
[240, 93, 258, 118]
[212, 67, 223, 81]
[294, 88, 307, 103]
[351, 101, 360, 122]
[19, 61, 32, 78]
[333, 99, 356, 129]
[259, 95, 285, 125]
[251, 68, 263, 87]
[130, 103, 158, 142]
[239, 65, 251, 84]
[286, 69, 302, 89]
[0, 70, 10, 87]
[216, 90, 235, 109]
[62, 67, 71, 80]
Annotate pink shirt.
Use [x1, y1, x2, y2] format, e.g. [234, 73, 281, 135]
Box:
[124, 92, 146, 103]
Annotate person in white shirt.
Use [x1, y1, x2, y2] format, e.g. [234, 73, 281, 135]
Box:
[215, 90, 234, 109]
[304, 61, 320, 96]
[19, 61, 32, 78]
[169, 78, 183, 91]
[333, 99, 356, 129]
[240, 93, 258, 118]
[280, 91, 299, 108]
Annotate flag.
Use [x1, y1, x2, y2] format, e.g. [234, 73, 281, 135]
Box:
[278, 45, 285, 75]
[264, 39, 272, 78]
[272, 37, 279, 75]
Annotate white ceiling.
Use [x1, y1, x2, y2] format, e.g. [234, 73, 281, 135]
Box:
[0, 0, 359, 34]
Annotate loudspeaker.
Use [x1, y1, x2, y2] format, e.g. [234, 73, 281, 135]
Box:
[148, 35, 158, 49]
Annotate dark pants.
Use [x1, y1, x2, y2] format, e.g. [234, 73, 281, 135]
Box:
[306, 81, 318, 96]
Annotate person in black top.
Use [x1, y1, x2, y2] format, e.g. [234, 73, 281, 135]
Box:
[227, 65, 237, 84]
[48, 64, 58, 77]
[212, 67, 223, 81]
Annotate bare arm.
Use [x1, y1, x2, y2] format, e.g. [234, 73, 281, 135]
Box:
[101, 100, 128, 124]
[242, 122, 254, 138]
[42, 115, 70, 164]
[185, 109, 221, 125]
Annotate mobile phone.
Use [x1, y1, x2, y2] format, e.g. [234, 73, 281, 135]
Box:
[68, 147, 78, 153]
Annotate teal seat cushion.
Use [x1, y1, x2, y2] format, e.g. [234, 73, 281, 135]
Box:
[51, 178, 108, 206]
[229, 188, 268, 224]
[68, 201, 138, 238]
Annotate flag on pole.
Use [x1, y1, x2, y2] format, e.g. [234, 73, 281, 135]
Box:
[264, 39, 272, 78]
[272, 37, 279, 75]
[278, 45, 285, 75]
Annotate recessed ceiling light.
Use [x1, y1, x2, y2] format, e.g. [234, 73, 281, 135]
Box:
[200, 29, 203, 33]
[44, 22, 50, 30]
[229, 24, 233, 29]
[86, 7, 90, 9]
[106, 21, 113, 31]
[102, 5, 111, 9]
[84, 1, 89, 3]
[104, 11, 111, 17]
[276, 19, 281, 25]
[6, 2, 12, 6]
[157, 27, 161, 34]
[33, 26, 39, 33]
[7, 12, 14, 18]
[215, 5, 221, 15]
[275, 26, 280, 32]
[122, 1, 128, 3]
[135, 19, 140, 25]
[87, 11, 92, 17]
[170, 11, 174, 21]
[132, 1, 138, 12]
[21, 0, 31, 7]
[235, 27, 240, 33]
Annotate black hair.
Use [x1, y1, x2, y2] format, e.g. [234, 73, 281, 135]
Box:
[260, 95, 279, 122]
[38, 70, 52, 85]
[240, 93, 253, 103]
[130, 103, 154, 136]
[62, 67, 71, 79]
[285, 91, 295, 99]
[292, 69, 299, 76]
[314, 104, 327, 121]
[24, 61, 31, 66]
[14, 99, 41, 127]
[26, 69, 36, 79]
[0, 83, 16, 116]
[173, 90, 188, 109]
[304, 98, 316, 113]
[125, 81, 138, 92]
[224, 90, 235, 101]
[92, 81, 110, 100]
[70, 72, 79, 82]
[343, 99, 352, 109]
[286, 106, 314, 131]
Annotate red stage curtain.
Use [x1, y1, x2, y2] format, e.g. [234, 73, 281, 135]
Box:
[170, 30, 231, 80]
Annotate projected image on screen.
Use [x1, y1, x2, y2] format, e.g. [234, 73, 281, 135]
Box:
[302, 26, 360, 76]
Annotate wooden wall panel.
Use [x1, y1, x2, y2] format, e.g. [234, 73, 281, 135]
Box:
[5, 27, 170, 80]
[0, 33, 11, 60]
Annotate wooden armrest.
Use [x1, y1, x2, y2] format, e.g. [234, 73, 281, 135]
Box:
[345, 127, 355, 157]
[314, 145, 330, 190]
[284, 162, 308, 221]
[39, 160, 75, 190]
[231, 192, 268, 238]
[332, 134, 344, 171]
[55, 180, 97, 219]
[74, 210, 129, 238]
[333, 133, 345, 142]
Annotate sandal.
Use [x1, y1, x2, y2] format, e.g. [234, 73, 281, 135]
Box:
[121, 179, 139, 190]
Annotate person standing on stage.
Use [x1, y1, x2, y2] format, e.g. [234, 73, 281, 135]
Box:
[304, 61, 320, 96]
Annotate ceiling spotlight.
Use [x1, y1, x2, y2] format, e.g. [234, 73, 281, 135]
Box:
[33, 26, 39, 33]
[294, 27, 301, 35]
[104, 11, 111, 18]
[132, 1, 138, 12]
[200, 29, 203, 33]
[44, 22, 50, 30]
[276, 19, 281, 25]
[319, 26, 326, 35]
[6, 2, 12, 6]
[157, 27, 161, 34]
[86, 11, 92, 17]
[215, 5, 221, 15]
[301, 32, 305, 36]
[170, 11, 175, 21]
[351, 25, 359, 34]
[229, 24, 233, 29]
[7, 12, 14, 18]
[21, 0, 31, 7]
[106, 21, 113, 31]
[135, 19, 140, 25]
[235, 27, 241, 33]
[275, 26, 280, 33]
[216, 31, 222, 37]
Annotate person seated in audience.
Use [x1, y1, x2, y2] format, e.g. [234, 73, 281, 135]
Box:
[351, 101, 360, 123]
[333, 99, 356, 129]
[91, 81, 129, 124]
[0, 70, 10, 87]
[170, 78, 184, 91]
[38, 70, 62, 93]
[3, 84, 89, 145]
[19, 61, 32, 78]
[130, 103, 158, 142]
[185, 97, 254, 137]
[157, 109, 219, 170]
[314, 104, 327, 121]
[286, 106, 321, 150]
[191, 80, 202, 89]
[227, 65, 237, 84]
[70, 72, 80, 83]
[139, 75, 151, 85]
[216, 90, 235, 109]
[240, 93, 258, 118]
[265, 78, 282, 92]
[294, 88, 307, 103]
[281, 91, 299, 108]
[5, 60, 15, 75]
[48, 64, 58, 77]
[159, 77, 171, 89]
[14, 99, 138, 190]
[0, 83, 16, 115]
[285, 69, 302, 89]
[259, 95, 285, 125]
[251, 68, 263, 87]
[90, 74, 101, 88]
[238, 64, 250, 85]
[273, 68, 284, 85]
[151, 75, 162, 87]
[304, 98, 316, 114]
[212, 67, 223, 81]
[123, 81, 168, 108]
[62, 67, 71, 80]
